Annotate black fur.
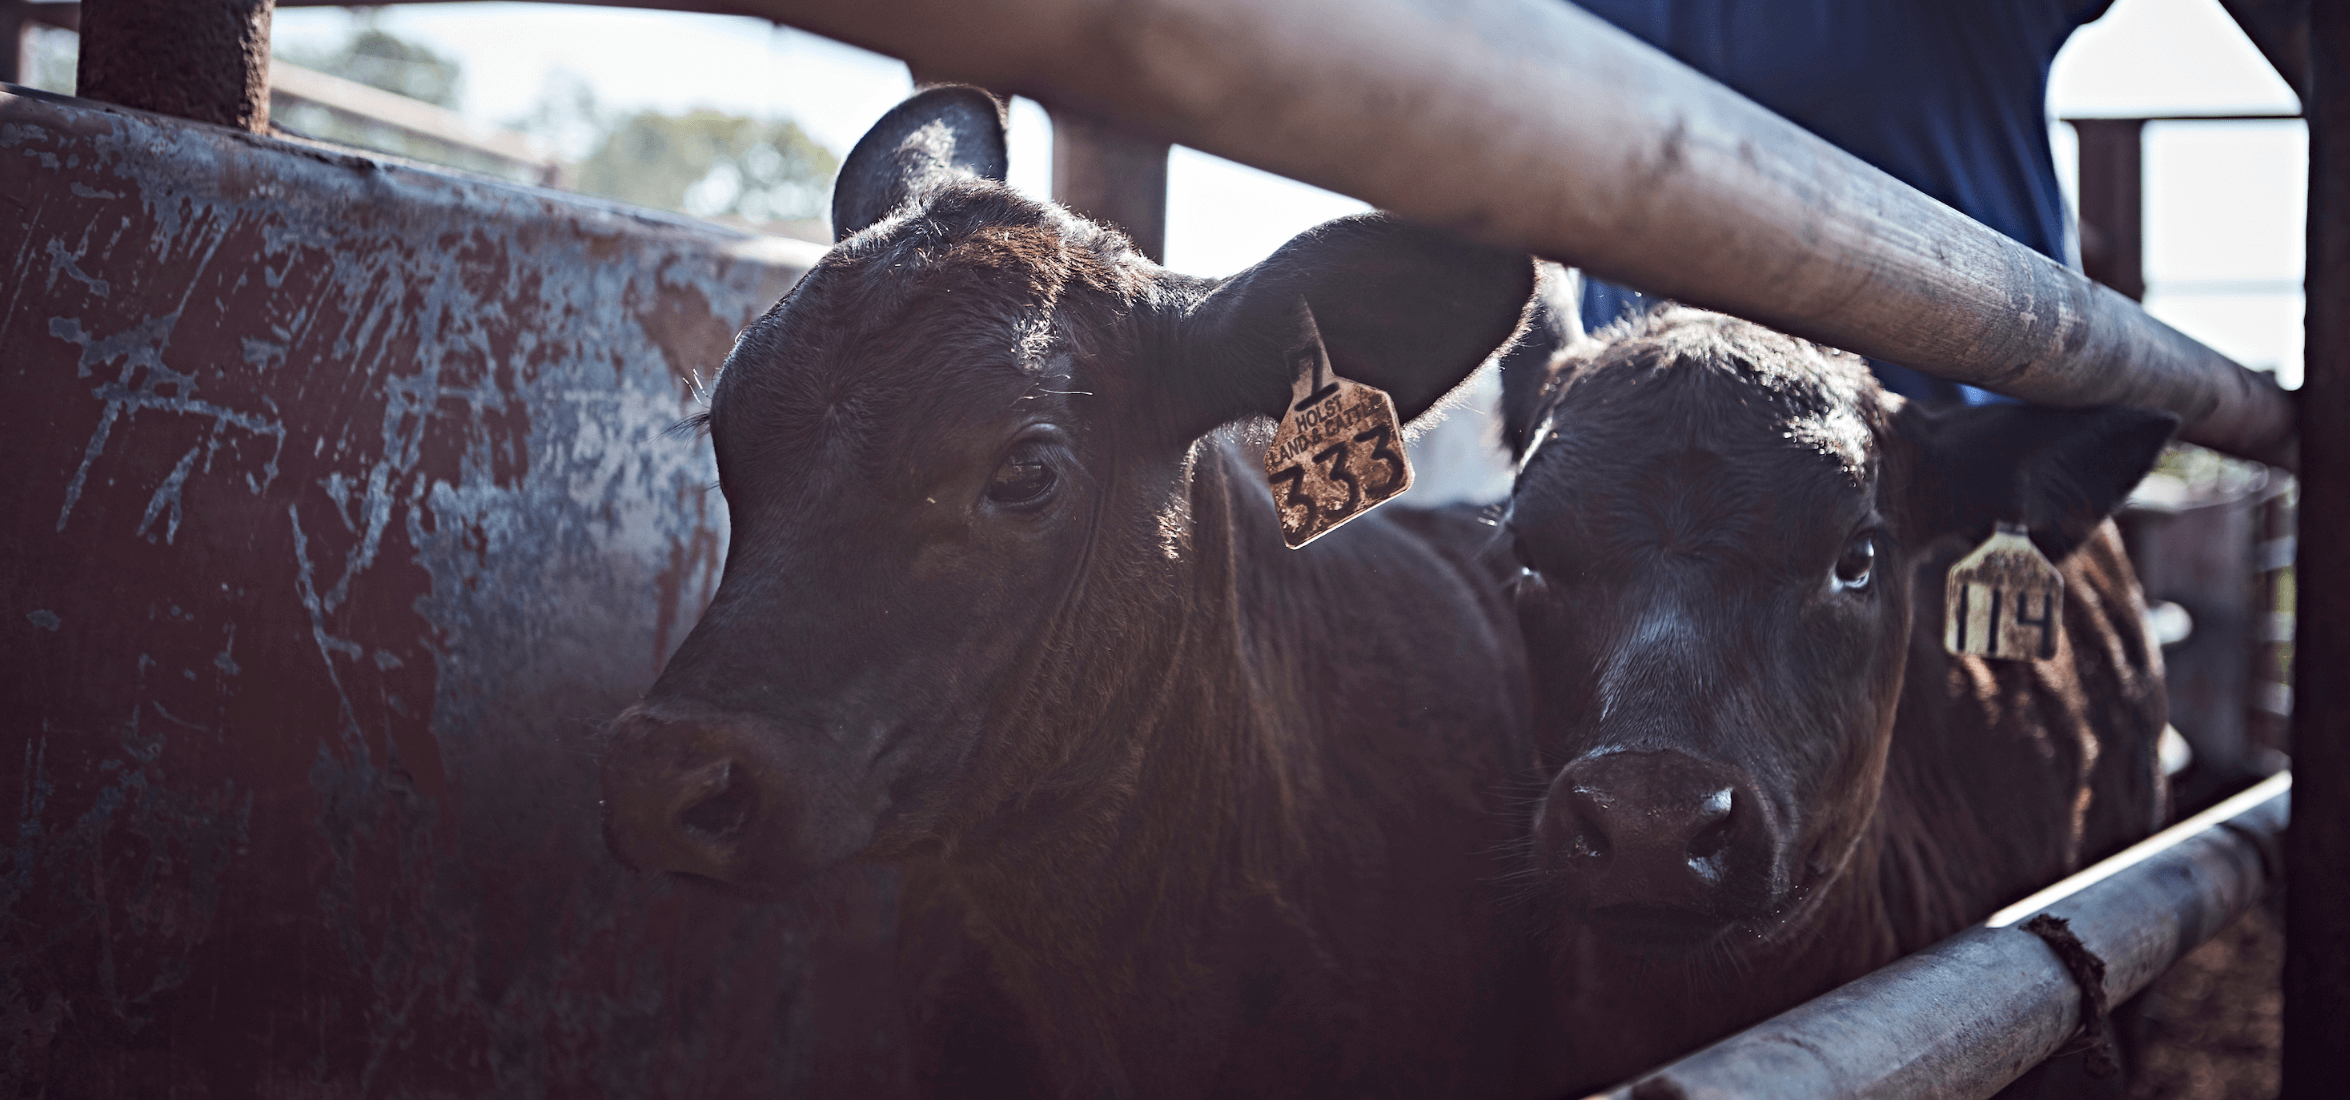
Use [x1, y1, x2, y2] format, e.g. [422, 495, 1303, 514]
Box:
[831, 86, 1010, 241]
[603, 87, 1544, 1100]
[1172, 216, 1536, 445]
[1896, 402, 2179, 561]
[1502, 307, 2173, 1095]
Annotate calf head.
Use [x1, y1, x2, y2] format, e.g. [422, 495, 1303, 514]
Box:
[598, 88, 1533, 897]
[1499, 306, 2172, 952]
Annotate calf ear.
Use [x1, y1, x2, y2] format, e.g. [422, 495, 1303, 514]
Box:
[1498, 264, 1584, 457]
[832, 86, 1008, 241]
[1896, 402, 2179, 561]
[1170, 215, 1535, 444]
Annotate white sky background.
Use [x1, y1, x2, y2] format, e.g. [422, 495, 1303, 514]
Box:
[268, 0, 2306, 384]
[265, 2, 1373, 277]
[2048, 0, 2305, 385]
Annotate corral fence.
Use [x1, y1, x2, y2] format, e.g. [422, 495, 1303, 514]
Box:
[740, 7, 2338, 1093]
[2, 0, 2338, 1097]
[2072, 109, 2303, 812]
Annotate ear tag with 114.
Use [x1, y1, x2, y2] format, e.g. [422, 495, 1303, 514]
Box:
[1944, 522, 2064, 660]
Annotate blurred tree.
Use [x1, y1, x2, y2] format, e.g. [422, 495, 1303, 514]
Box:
[573, 109, 837, 225]
[264, 16, 544, 181]
[508, 71, 606, 164]
[509, 74, 836, 233]
[279, 16, 461, 108]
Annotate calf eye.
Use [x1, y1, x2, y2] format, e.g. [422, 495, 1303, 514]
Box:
[1832, 535, 1875, 592]
[987, 442, 1058, 508]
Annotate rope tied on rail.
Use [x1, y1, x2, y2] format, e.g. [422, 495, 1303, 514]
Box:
[2018, 913, 2119, 1078]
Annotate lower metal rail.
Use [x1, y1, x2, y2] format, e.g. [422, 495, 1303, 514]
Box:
[1584, 772, 2292, 1100]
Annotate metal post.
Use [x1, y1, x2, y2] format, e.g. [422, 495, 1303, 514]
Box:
[75, 0, 273, 131]
[2283, 2, 2349, 1091]
[2070, 118, 2145, 301]
[1050, 107, 1168, 262]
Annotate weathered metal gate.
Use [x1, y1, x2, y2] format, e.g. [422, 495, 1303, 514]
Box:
[7, 0, 2342, 1093]
[1, 87, 913, 1096]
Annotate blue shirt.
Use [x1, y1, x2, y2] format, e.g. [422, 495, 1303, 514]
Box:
[1572, 0, 2113, 401]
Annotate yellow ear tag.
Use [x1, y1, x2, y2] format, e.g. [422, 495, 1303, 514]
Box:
[1944, 522, 2064, 660]
[1262, 303, 1414, 549]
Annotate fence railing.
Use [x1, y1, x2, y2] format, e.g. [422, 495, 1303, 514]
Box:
[33, 0, 2333, 1094]
[1584, 773, 2291, 1100]
[722, 2, 2329, 1094]
[748, 0, 2299, 468]
[268, 59, 561, 184]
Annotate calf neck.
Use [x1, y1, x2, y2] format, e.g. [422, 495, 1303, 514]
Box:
[1498, 307, 2172, 1089]
[597, 88, 1542, 1099]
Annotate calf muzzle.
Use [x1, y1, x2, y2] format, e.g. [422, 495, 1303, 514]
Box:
[1535, 748, 1777, 945]
[599, 705, 864, 897]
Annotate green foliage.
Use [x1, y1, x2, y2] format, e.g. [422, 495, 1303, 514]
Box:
[504, 73, 838, 231]
[571, 110, 837, 225]
[264, 16, 525, 179]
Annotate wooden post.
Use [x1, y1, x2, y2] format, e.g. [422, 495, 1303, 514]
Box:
[1050, 107, 1168, 263]
[76, 0, 273, 132]
[2283, 1, 2349, 1092]
[2, 2, 26, 86]
[2071, 119, 2146, 301]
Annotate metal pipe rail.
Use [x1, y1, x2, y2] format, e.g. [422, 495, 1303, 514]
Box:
[1580, 772, 2291, 1100]
[268, 59, 560, 181]
[744, 0, 2298, 468]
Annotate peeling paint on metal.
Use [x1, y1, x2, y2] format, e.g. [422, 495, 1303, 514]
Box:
[2, 89, 899, 1097]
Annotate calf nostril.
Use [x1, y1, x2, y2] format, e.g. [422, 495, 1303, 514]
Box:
[1571, 808, 1611, 859]
[1686, 787, 1736, 861]
[679, 762, 760, 843]
[1687, 818, 1734, 862]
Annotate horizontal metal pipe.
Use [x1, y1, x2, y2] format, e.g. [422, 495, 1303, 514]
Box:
[269, 61, 557, 176]
[1581, 772, 2292, 1100]
[745, 0, 2297, 467]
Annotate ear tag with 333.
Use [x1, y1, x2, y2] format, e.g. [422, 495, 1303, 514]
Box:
[1262, 303, 1414, 549]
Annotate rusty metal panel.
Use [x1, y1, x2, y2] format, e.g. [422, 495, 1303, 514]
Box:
[1, 87, 904, 1097]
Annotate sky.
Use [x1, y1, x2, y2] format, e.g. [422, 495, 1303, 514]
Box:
[264, 2, 1375, 278]
[259, 0, 2311, 388]
[2048, 0, 2306, 386]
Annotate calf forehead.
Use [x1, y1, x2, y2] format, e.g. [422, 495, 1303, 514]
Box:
[1559, 316, 1875, 465]
[1518, 313, 1883, 566]
[710, 190, 1122, 488]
